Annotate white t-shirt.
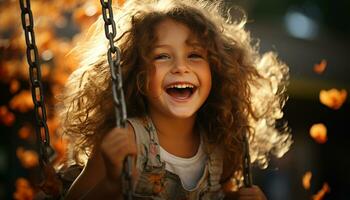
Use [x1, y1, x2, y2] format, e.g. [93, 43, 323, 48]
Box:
[159, 140, 207, 191]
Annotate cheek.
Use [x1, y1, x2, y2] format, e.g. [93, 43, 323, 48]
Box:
[201, 65, 212, 92]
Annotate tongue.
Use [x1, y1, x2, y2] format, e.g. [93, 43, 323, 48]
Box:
[167, 88, 192, 100]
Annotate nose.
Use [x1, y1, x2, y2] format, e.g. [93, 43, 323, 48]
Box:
[170, 57, 190, 74]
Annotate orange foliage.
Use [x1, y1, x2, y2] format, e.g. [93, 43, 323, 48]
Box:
[9, 90, 34, 113]
[36, 31, 55, 50]
[73, 2, 100, 30]
[13, 178, 34, 200]
[10, 79, 21, 94]
[0, 105, 16, 126]
[47, 117, 69, 164]
[16, 147, 39, 168]
[310, 123, 327, 144]
[47, 117, 59, 135]
[1, 0, 130, 198]
[3, 111, 15, 126]
[319, 89, 347, 110]
[313, 59, 327, 74]
[52, 138, 68, 164]
[0, 106, 7, 116]
[1, 60, 23, 82]
[302, 171, 312, 190]
[41, 64, 51, 80]
[18, 125, 33, 140]
[312, 183, 330, 200]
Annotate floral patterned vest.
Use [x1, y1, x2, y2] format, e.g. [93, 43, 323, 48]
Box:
[128, 117, 225, 200]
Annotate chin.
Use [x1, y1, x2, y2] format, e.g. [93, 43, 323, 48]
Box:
[168, 108, 197, 119]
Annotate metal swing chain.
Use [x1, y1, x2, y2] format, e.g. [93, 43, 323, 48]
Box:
[243, 134, 253, 187]
[19, 0, 53, 169]
[99, 0, 132, 199]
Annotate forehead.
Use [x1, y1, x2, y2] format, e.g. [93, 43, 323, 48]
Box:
[153, 18, 203, 47]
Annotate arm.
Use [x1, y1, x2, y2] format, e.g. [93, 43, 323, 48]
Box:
[65, 123, 137, 200]
[64, 146, 122, 200]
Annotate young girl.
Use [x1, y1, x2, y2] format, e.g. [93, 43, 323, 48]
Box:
[58, 0, 291, 199]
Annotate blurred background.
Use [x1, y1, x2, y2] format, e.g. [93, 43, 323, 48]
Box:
[0, 0, 349, 199]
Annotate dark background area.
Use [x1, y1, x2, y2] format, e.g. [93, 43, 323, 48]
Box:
[238, 0, 350, 200]
[1, 0, 349, 199]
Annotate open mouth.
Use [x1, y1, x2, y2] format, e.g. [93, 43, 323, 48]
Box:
[165, 83, 197, 100]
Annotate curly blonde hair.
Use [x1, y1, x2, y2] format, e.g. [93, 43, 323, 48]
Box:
[57, 0, 292, 181]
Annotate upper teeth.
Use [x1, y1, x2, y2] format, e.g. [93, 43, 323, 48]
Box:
[167, 84, 194, 89]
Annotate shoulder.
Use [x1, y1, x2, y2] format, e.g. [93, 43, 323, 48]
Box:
[127, 117, 151, 170]
[127, 117, 151, 144]
[127, 117, 147, 133]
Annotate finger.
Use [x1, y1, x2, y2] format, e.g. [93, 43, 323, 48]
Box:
[103, 127, 130, 145]
[103, 128, 136, 150]
[101, 133, 136, 155]
[102, 137, 129, 153]
[106, 142, 137, 165]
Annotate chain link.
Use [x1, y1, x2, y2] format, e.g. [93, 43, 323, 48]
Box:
[100, 1, 132, 199]
[243, 134, 253, 187]
[19, 0, 54, 167]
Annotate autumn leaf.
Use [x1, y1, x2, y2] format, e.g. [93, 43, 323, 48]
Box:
[302, 171, 312, 190]
[1, 60, 22, 81]
[18, 125, 33, 140]
[310, 123, 327, 144]
[0, 106, 7, 116]
[3, 111, 15, 126]
[16, 147, 39, 168]
[41, 64, 51, 80]
[312, 182, 330, 200]
[47, 117, 59, 136]
[73, 3, 100, 30]
[13, 178, 34, 200]
[0, 106, 15, 126]
[37, 31, 55, 50]
[9, 90, 34, 113]
[10, 79, 21, 94]
[319, 89, 347, 110]
[313, 59, 327, 74]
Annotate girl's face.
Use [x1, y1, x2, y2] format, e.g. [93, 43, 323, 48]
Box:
[146, 19, 212, 119]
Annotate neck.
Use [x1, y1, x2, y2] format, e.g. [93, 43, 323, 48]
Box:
[148, 109, 199, 157]
[149, 110, 196, 139]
